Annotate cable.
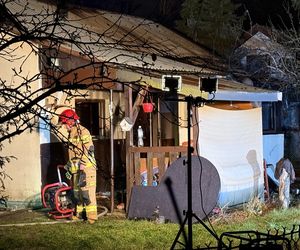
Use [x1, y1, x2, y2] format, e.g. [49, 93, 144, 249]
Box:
[194, 104, 219, 239]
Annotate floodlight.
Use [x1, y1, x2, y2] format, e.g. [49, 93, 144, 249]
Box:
[162, 75, 182, 93]
[199, 77, 218, 93]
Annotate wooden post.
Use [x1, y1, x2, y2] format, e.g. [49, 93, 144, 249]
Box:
[125, 85, 133, 211]
[132, 87, 147, 124]
[263, 159, 270, 201]
[125, 86, 149, 210]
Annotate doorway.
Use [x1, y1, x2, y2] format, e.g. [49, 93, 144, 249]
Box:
[75, 100, 111, 192]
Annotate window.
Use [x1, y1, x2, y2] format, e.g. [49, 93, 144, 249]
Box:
[39, 48, 60, 70]
[262, 102, 282, 134]
[75, 100, 106, 138]
[159, 98, 179, 146]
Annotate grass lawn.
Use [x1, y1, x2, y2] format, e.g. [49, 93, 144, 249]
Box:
[1, 199, 300, 250]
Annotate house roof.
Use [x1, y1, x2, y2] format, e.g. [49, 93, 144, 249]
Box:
[69, 9, 281, 102]
[8, 1, 282, 102]
[6, 0, 223, 75]
[237, 24, 273, 48]
[235, 25, 285, 57]
[67, 8, 225, 76]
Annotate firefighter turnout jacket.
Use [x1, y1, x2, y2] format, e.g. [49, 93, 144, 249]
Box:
[65, 123, 98, 222]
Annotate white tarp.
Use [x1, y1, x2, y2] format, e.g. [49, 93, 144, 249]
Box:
[198, 105, 264, 207]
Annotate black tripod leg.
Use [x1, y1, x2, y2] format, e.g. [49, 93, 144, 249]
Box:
[165, 177, 188, 249]
[170, 215, 189, 250]
[192, 213, 220, 243]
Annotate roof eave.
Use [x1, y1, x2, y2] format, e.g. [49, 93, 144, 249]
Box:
[210, 90, 282, 102]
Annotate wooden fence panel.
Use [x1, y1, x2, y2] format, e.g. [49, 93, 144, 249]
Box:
[126, 146, 187, 207]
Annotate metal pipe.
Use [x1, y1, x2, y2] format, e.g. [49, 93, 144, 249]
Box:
[157, 100, 161, 146]
[110, 89, 114, 213]
[149, 112, 152, 147]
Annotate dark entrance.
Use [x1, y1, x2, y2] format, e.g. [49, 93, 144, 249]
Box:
[75, 100, 126, 197]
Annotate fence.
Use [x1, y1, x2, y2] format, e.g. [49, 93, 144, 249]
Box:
[126, 146, 187, 206]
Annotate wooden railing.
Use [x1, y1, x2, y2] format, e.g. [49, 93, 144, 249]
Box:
[126, 146, 187, 206]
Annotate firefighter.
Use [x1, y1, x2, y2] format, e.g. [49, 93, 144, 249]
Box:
[58, 109, 98, 224]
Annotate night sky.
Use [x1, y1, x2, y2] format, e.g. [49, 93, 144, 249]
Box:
[234, 0, 299, 30]
[74, 0, 299, 30]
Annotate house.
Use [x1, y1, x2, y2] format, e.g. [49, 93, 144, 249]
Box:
[1, 1, 281, 211]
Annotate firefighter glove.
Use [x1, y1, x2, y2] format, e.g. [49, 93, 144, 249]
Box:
[65, 171, 72, 180]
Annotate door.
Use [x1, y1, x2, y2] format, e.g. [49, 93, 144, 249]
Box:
[75, 100, 111, 193]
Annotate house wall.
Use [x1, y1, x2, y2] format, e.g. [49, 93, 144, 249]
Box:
[263, 134, 284, 168]
[178, 102, 188, 145]
[41, 89, 125, 193]
[2, 132, 41, 209]
[1, 39, 42, 209]
[116, 70, 192, 147]
[263, 133, 284, 186]
[45, 89, 125, 140]
[1, 39, 128, 208]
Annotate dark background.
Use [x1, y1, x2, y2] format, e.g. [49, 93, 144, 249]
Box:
[73, 0, 299, 30]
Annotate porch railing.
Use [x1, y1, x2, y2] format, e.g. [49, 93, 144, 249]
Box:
[126, 146, 187, 207]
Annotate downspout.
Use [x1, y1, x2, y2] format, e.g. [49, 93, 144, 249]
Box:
[158, 100, 161, 146]
[110, 89, 114, 213]
[38, 44, 50, 200]
[149, 112, 153, 147]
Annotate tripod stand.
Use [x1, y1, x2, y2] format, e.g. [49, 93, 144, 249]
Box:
[170, 96, 219, 250]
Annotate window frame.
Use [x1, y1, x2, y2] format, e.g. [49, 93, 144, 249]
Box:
[262, 102, 282, 134]
[75, 99, 107, 139]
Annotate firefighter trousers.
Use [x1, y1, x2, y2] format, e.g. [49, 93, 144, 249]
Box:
[73, 167, 97, 222]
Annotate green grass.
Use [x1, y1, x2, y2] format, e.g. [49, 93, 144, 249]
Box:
[0, 207, 300, 249]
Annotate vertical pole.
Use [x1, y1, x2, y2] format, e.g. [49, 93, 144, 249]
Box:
[157, 101, 161, 147]
[125, 85, 133, 211]
[149, 112, 153, 147]
[187, 96, 193, 250]
[110, 89, 114, 213]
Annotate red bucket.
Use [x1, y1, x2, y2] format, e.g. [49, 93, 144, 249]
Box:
[142, 103, 154, 113]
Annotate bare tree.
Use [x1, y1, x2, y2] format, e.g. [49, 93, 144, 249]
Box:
[227, 3, 300, 163]
[0, 0, 146, 204]
[0, 0, 225, 205]
[229, 3, 300, 100]
[291, 0, 300, 11]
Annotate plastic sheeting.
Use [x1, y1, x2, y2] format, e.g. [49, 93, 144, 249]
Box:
[198, 105, 264, 207]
